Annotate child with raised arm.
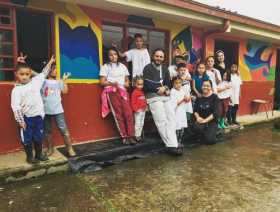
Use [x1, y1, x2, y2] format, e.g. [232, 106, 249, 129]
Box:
[42, 66, 76, 157]
[114, 33, 150, 78]
[11, 56, 55, 164]
[131, 76, 147, 142]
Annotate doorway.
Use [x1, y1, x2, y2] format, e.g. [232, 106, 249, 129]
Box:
[274, 49, 280, 109]
[214, 40, 239, 67]
[16, 10, 52, 72]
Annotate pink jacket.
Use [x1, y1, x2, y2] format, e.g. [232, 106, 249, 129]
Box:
[101, 86, 128, 118]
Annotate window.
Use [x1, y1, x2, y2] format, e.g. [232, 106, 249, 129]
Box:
[0, 6, 53, 81]
[0, 7, 16, 81]
[102, 23, 168, 65]
[102, 24, 124, 63]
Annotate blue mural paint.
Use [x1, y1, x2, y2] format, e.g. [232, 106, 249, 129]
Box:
[59, 19, 100, 80]
[244, 40, 273, 71]
[172, 27, 201, 64]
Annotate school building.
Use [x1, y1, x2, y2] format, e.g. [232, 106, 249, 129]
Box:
[0, 0, 279, 154]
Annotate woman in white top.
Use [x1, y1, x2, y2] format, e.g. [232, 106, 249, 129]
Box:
[206, 56, 222, 94]
[217, 72, 232, 129]
[100, 47, 135, 144]
[227, 64, 242, 125]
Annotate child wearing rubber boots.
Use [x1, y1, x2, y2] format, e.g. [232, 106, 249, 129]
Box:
[11, 56, 55, 164]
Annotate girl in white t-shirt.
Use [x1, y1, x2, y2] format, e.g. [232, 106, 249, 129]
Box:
[206, 56, 222, 94]
[100, 47, 136, 145]
[171, 77, 189, 143]
[228, 64, 242, 125]
[177, 63, 193, 121]
[217, 72, 232, 129]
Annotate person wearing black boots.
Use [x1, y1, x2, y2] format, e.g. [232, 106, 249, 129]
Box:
[11, 55, 55, 164]
[227, 64, 242, 125]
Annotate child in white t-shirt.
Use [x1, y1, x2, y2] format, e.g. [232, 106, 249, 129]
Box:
[176, 63, 193, 121]
[116, 33, 150, 78]
[217, 72, 232, 129]
[206, 56, 222, 94]
[171, 77, 190, 144]
[11, 56, 55, 164]
[228, 64, 242, 125]
[100, 47, 136, 145]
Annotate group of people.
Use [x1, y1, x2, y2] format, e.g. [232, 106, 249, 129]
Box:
[11, 54, 76, 164]
[11, 33, 242, 164]
[100, 33, 242, 155]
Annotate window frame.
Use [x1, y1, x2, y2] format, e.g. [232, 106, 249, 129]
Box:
[0, 5, 17, 73]
[102, 20, 170, 62]
[0, 3, 55, 82]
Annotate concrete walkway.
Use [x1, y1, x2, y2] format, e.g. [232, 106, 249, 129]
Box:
[0, 149, 68, 184]
[0, 110, 279, 184]
[238, 110, 280, 125]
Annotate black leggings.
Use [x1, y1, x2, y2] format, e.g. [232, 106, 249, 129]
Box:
[227, 104, 239, 123]
[193, 122, 218, 145]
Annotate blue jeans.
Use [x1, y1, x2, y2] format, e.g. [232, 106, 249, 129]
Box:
[44, 113, 69, 137]
[20, 116, 44, 145]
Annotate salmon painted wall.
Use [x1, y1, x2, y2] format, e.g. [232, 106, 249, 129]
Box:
[206, 34, 276, 115]
[0, 1, 195, 153]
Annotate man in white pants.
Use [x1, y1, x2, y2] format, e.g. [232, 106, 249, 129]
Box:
[143, 49, 183, 155]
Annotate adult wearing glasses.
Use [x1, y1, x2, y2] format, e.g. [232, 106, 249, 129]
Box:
[193, 79, 220, 145]
[143, 48, 183, 155]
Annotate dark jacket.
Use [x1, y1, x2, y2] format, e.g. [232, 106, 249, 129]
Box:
[143, 63, 171, 98]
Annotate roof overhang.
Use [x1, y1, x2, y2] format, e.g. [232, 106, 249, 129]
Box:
[58, 0, 280, 44]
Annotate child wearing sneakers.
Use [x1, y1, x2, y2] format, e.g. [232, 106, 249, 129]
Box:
[131, 76, 147, 142]
[11, 56, 55, 164]
[42, 66, 76, 157]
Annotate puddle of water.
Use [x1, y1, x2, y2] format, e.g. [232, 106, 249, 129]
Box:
[83, 123, 280, 211]
[1, 123, 280, 212]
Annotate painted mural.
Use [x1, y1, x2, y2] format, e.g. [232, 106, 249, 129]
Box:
[59, 19, 100, 80]
[28, 0, 102, 83]
[243, 40, 276, 81]
[171, 27, 203, 71]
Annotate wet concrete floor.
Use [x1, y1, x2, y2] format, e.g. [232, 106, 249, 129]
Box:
[1, 123, 280, 212]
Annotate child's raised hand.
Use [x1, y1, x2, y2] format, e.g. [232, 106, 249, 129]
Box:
[62, 72, 71, 81]
[17, 52, 27, 64]
[48, 55, 56, 65]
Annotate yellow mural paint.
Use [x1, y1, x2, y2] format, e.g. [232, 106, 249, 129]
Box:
[28, 0, 103, 84]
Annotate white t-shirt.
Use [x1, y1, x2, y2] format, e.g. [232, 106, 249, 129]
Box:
[230, 74, 242, 105]
[182, 78, 193, 114]
[206, 69, 221, 94]
[217, 81, 232, 99]
[11, 73, 46, 118]
[99, 63, 129, 86]
[170, 88, 188, 130]
[168, 65, 177, 79]
[125, 48, 150, 77]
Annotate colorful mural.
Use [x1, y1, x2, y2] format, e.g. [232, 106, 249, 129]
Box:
[170, 27, 202, 72]
[28, 0, 102, 83]
[59, 19, 100, 80]
[243, 40, 276, 81]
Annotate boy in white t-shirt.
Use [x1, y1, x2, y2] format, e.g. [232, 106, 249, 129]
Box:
[11, 56, 55, 164]
[115, 33, 150, 78]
